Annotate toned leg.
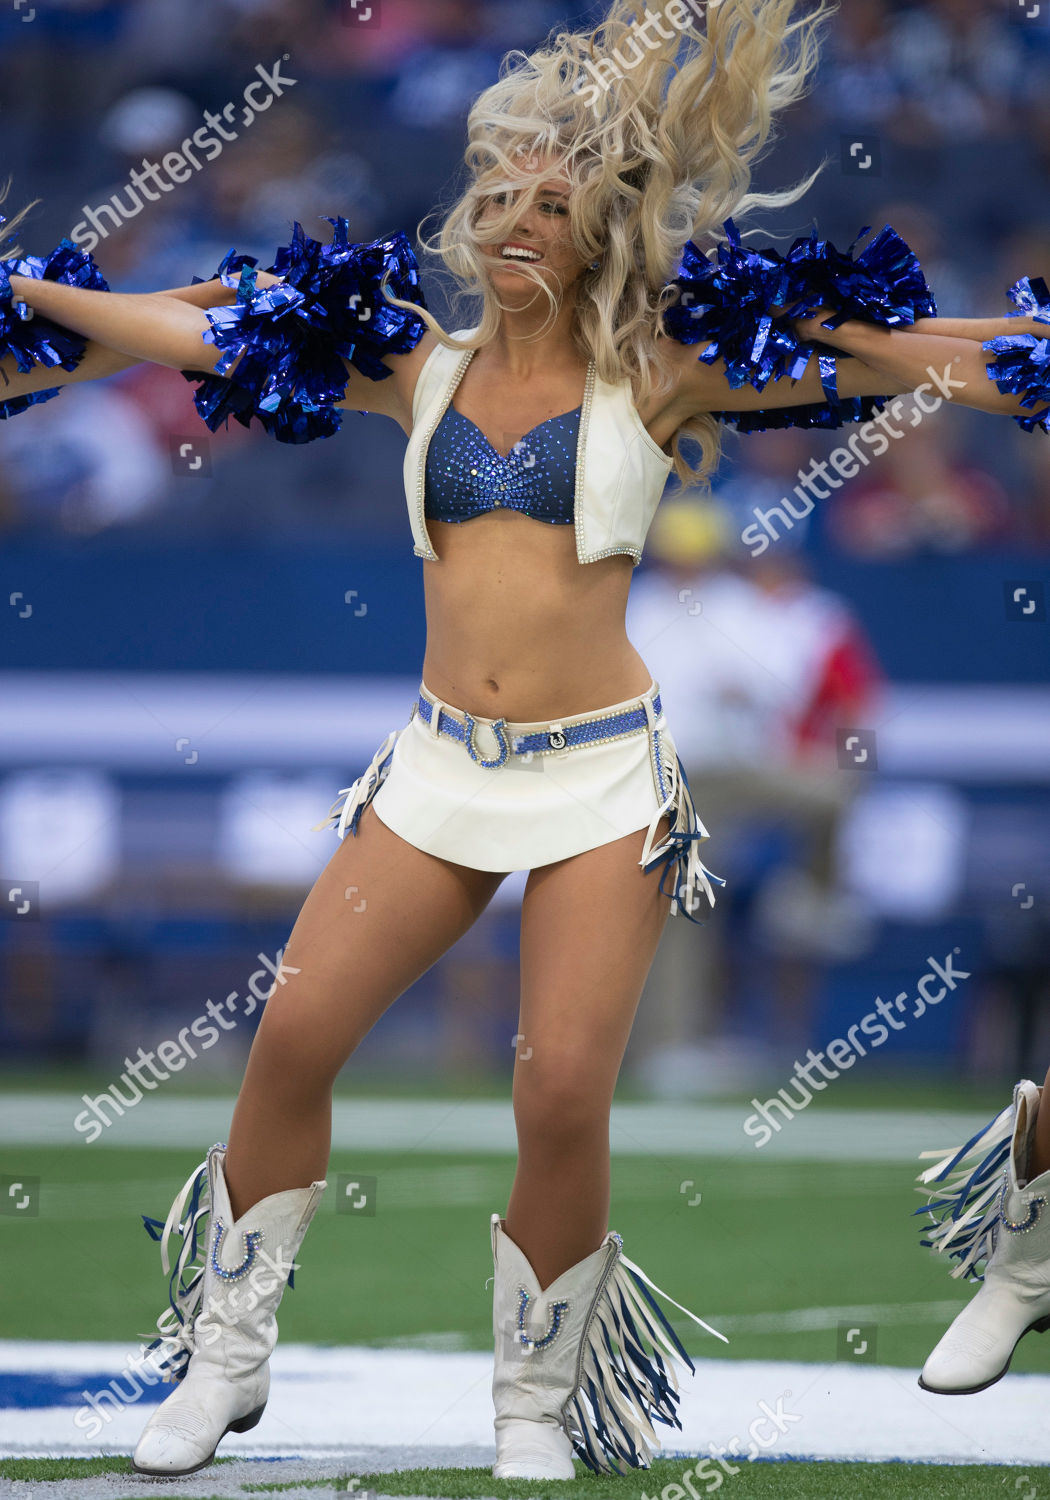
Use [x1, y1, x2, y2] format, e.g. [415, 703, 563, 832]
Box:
[1030, 1063, 1050, 1177]
[225, 803, 506, 1218]
[506, 816, 674, 1291]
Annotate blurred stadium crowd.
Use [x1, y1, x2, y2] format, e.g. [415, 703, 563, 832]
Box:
[1, 0, 1049, 1088]
[0, 0, 1047, 544]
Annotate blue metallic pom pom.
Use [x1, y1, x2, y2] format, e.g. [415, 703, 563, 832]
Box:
[664, 216, 936, 435]
[183, 220, 429, 444]
[982, 275, 1050, 436]
[662, 221, 799, 391]
[781, 221, 937, 332]
[0, 231, 110, 419]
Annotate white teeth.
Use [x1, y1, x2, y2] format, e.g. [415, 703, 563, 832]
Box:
[500, 247, 542, 261]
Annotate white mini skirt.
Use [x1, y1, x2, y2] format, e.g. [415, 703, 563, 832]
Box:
[313, 676, 723, 921]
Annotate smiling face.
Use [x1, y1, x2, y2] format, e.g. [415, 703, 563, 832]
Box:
[473, 155, 593, 303]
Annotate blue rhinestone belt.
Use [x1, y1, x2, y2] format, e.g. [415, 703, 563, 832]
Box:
[414, 685, 663, 770]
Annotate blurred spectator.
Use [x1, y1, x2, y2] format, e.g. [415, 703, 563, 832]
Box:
[623, 485, 883, 1091]
[827, 397, 1013, 559]
[0, 381, 170, 534]
[888, 0, 1037, 146]
[813, 0, 906, 130]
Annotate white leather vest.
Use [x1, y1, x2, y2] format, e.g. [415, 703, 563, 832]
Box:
[402, 328, 675, 566]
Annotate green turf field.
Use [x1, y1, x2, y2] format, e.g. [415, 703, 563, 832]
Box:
[0, 1455, 1044, 1498]
[3, 1140, 1048, 1376]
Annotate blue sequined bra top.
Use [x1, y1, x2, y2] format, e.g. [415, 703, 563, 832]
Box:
[424, 402, 583, 526]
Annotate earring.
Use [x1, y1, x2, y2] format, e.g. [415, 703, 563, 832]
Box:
[589, 259, 601, 271]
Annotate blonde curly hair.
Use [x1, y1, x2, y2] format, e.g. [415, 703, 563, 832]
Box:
[386, 0, 839, 489]
[0, 178, 38, 259]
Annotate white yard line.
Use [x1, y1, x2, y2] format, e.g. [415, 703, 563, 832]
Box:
[1, 1342, 1049, 1468]
[0, 1094, 983, 1162]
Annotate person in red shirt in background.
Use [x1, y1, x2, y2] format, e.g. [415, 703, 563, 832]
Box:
[624, 487, 883, 1091]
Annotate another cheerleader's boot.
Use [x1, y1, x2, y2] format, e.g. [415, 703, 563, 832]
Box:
[489, 1213, 726, 1478]
[917, 1079, 1050, 1394]
[132, 1143, 326, 1477]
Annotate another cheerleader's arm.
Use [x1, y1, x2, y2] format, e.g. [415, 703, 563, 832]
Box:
[2, 270, 421, 424]
[910, 314, 1048, 343]
[793, 310, 1041, 421]
[0, 273, 283, 404]
[665, 330, 914, 421]
[671, 316, 1036, 421]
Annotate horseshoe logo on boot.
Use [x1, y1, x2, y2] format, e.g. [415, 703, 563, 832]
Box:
[515, 1287, 569, 1351]
[210, 1221, 264, 1282]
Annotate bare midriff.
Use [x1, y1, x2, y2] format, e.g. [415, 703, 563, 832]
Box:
[419, 509, 655, 723]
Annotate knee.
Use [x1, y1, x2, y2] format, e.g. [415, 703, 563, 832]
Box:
[244, 1002, 343, 1100]
[512, 1059, 610, 1155]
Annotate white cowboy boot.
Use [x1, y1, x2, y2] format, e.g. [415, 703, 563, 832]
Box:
[917, 1079, 1050, 1394]
[132, 1142, 326, 1477]
[489, 1213, 726, 1477]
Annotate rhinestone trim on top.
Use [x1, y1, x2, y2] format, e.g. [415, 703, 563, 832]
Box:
[413, 348, 474, 560]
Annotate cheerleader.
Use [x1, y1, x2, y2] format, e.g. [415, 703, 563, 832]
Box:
[915, 1068, 1050, 1395]
[3, 0, 1048, 1479]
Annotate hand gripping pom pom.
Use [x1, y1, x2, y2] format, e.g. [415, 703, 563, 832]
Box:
[182, 220, 429, 444]
[0, 229, 110, 420]
[982, 275, 1050, 436]
[664, 217, 936, 434]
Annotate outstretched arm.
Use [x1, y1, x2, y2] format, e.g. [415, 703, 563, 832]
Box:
[793, 311, 1038, 420]
[670, 312, 1038, 421]
[4, 271, 417, 425]
[8, 273, 237, 374]
[665, 331, 914, 421]
[0, 273, 281, 404]
[910, 314, 1048, 343]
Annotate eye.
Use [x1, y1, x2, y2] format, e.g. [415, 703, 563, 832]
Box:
[540, 201, 568, 216]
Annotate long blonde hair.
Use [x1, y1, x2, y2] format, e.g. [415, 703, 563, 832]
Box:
[385, 0, 838, 489]
[0, 178, 38, 258]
